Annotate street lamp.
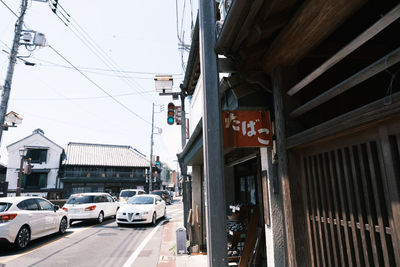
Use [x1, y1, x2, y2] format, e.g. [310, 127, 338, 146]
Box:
[16, 147, 27, 196]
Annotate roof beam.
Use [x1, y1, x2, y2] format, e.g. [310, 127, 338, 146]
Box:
[262, 0, 366, 74]
[287, 3, 400, 96]
[290, 46, 400, 118]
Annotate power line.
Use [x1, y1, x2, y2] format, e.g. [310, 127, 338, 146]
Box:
[30, 56, 183, 76]
[48, 45, 152, 126]
[50, 3, 152, 99]
[13, 90, 155, 101]
[0, 0, 18, 18]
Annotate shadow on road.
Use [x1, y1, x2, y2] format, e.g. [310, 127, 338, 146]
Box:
[0, 231, 74, 256]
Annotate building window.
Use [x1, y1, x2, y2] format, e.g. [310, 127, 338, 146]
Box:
[22, 173, 48, 189]
[26, 149, 47, 164]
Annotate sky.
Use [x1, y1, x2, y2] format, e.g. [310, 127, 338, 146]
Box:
[0, 0, 197, 170]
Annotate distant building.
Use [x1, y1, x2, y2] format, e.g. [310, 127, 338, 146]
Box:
[6, 129, 64, 199]
[60, 142, 150, 198]
[0, 162, 6, 182]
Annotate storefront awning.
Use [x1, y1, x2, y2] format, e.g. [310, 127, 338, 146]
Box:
[177, 118, 203, 166]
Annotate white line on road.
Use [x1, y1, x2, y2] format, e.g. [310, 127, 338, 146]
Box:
[122, 220, 166, 267]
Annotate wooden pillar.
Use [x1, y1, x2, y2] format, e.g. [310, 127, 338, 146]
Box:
[272, 67, 297, 267]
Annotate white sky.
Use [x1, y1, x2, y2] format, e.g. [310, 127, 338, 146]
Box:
[0, 0, 197, 170]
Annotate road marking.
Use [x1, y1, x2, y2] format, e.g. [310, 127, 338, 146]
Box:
[0, 221, 101, 263]
[122, 220, 165, 267]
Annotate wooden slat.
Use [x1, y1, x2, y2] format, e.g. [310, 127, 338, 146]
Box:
[327, 152, 346, 266]
[310, 156, 327, 267]
[349, 147, 371, 267]
[287, 3, 400, 96]
[377, 127, 400, 266]
[287, 91, 400, 149]
[321, 153, 340, 267]
[357, 144, 380, 266]
[302, 156, 316, 267]
[315, 155, 333, 267]
[307, 156, 322, 267]
[334, 150, 354, 267]
[262, 0, 366, 73]
[290, 46, 400, 118]
[341, 148, 362, 267]
[366, 142, 391, 267]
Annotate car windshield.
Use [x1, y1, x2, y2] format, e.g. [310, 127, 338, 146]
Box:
[128, 196, 154, 205]
[66, 195, 95, 204]
[151, 191, 163, 196]
[120, 191, 137, 198]
[0, 202, 12, 212]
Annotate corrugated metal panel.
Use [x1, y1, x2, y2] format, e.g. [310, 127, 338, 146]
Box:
[63, 142, 149, 167]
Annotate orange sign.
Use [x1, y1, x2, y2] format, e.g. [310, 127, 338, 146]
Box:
[222, 110, 272, 148]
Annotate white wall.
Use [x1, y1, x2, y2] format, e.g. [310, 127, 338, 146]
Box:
[189, 74, 203, 135]
[6, 133, 63, 191]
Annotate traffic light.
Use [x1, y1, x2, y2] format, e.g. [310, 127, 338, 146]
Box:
[167, 102, 175, 125]
[175, 106, 182, 125]
[155, 156, 160, 166]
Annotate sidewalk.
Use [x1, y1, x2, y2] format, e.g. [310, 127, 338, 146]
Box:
[158, 197, 207, 267]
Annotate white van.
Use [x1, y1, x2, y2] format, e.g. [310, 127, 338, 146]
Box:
[119, 189, 146, 204]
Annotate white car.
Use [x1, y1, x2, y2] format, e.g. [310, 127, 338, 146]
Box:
[0, 196, 69, 249]
[116, 194, 166, 225]
[63, 193, 119, 226]
[118, 189, 146, 205]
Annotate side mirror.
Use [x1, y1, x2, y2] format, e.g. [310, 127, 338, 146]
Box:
[54, 205, 60, 212]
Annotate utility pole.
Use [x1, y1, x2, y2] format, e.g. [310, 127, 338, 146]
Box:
[0, 0, 28, 145]
[149, 103, 155, 192]
[199, 0, 227, 265]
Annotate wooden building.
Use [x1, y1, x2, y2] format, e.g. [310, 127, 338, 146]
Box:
[180, 0, 400, 266]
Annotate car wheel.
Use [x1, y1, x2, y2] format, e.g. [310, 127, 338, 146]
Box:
[97, 211, 104, 224]
[59, 217, 68, 234]
[14, 225, 30, 250]
[152, 212, 157, 225]
[163, 208, 167, 218]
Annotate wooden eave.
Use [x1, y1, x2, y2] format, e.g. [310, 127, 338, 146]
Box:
[181, 15, 200, 96]
[216, 0, 366, 77]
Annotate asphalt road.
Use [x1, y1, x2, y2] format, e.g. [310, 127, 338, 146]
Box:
[0, 198, 183, 267]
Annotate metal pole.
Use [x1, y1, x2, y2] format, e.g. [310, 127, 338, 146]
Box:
[149, 103, 154, 192]
[16, 156, 24, 196]
[180, 93, 186, 149]
[0, 0, 28, 145]
[199, 0, 227, 265]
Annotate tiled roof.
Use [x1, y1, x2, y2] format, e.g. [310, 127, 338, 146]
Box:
[63, 142, 149, 167]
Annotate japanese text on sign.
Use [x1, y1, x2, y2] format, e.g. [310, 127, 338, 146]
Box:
[222, 110, 272, 148]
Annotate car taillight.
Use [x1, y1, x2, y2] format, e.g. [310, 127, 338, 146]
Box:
[62, 207, 68, 212]
[85, 205, 96, 211]
[0, 214, 17, 223]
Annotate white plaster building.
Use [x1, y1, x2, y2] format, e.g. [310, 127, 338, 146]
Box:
[6, 129, 64, 198]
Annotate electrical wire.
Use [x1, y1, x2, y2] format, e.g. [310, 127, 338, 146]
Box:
[13, 90, 155, 101]
[48, 45, 152, 126]
[51, 3, 152, 99]
[35, 63, 181, 80]
[0, 0, 18, 18]
[30, 56, 183, 76]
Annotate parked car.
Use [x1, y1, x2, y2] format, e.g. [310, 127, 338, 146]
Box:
[118, 189, 146, 205]
[116, 194, 166, 225]
[150, 190, 172, 205]
[0, 196, 69, 249]
[63, 193, 119, 226]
